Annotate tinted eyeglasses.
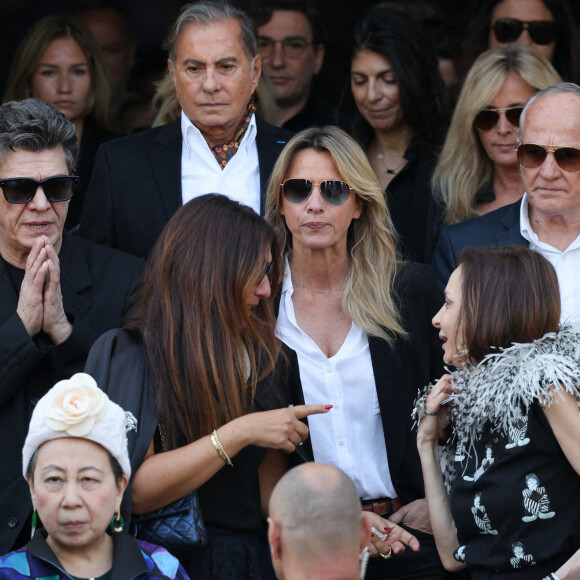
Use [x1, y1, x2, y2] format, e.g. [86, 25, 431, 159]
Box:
[257, 36, 314, 59]
[491, 18, 557, 45]
[0, 175, 79, 204]
[261, 260, 274, 281]
[516, 143, 580, 172]
[280, 179, 352, 206]
[473, 106, 524, 131]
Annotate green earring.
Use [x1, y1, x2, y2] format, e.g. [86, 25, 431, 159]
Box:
[110, 510, 124, 533]
[31, 506, 38, 539]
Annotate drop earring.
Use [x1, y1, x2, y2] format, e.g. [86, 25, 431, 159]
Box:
[31, 505, 37, 539]
[110, 509, 124, 533]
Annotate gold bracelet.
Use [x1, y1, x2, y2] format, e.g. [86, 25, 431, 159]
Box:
[211, 429, 233, 467]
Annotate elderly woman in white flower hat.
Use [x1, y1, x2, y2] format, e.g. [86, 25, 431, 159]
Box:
[0, 373, 190, 580]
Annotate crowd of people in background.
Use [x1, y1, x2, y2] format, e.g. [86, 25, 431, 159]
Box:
[2, 0, 580, 579]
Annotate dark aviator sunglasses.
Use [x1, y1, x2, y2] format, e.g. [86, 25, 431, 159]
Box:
[516, 143, 580, 172]
[0, 175, 79, 204]
[280, 178, 352, 206]
[473, 106, 523, 131]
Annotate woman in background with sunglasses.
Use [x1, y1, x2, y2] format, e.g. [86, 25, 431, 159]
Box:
[266, 126, 447, 579]
[342, 6, 451, 264]
[433, 45, 560, 227]
[468, 0, 580, 84]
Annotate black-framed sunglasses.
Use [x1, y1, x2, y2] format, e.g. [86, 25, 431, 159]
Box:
[491, 18, 557, 45]
[516, 143, 580, 172]
[280, 178, 352, 206]
[473, 106, 524, 131]
[257, 36, 314, 59]
[0, 175, 79, 204]
[261, 260, 274, 281]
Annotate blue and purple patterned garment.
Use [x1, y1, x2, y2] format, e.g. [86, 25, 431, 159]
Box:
[0, 533, 190, 580]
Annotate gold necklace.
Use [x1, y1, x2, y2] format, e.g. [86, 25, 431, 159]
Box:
[296, 275, 348, 297]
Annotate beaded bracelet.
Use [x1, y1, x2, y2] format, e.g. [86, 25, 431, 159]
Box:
[211, 429, 234, 467]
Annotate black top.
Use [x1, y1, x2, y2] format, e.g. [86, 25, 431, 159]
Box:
[67, 117, 116, 230]
[281, 87, 338, 132]
[382, 137, 444, 264]
[451, 402, 580, 576]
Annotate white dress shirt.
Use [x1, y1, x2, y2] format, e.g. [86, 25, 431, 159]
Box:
[180, 113, 261, 213]
[276, 261, 397, 499]
[520, 194, 580, 327]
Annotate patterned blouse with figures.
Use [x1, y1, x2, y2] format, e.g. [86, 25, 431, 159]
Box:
[445, 328, 580, 575]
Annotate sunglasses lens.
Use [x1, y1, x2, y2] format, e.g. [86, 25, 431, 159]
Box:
[517, 144, 547, 168]
[529, 21, 557, 44]
[474, 110, 499, 131]
[555, 148, 580, 172]
[320, 181, 351, 205]
[505, 108, 524, 127]
[1, 179, 37, 203]
[492, 18, 522, 42]
[282, 179, 312, 203]
[43, 177, 76, 201]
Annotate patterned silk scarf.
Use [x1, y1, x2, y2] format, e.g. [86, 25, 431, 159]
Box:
[210, 98, 256, 169]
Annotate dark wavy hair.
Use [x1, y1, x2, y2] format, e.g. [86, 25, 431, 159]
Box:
[343, 5, 451, 149]
[129, 194, 283, 449]
[0, 98, 78, 173]
[468, 0, 580, 84]
[457, 246, 560, 365]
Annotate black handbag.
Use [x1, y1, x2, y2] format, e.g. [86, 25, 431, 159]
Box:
[130, 492, 208, 559]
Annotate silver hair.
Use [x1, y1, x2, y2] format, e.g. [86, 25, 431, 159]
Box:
[165, 1, 258, 63]
[519, 82, 580, 140]
[0, 99, 78, 173]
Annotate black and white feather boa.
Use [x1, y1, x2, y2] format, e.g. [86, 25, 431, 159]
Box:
[448, 326, 580, 446]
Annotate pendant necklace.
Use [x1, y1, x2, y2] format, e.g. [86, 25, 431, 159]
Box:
[376, 152, 407, 175]
[296, 275, 348, 297]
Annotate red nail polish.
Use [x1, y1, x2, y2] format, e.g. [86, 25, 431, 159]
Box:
[324, 405, 333, 409]
[384, 527, 392, 532]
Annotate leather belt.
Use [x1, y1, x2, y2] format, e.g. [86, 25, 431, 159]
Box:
[361, 497, 402, 517]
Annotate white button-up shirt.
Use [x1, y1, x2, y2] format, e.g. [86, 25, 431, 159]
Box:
[276, 262, 397, 499]
[520, 194, 580, 327]
[180, 113, 261, 213]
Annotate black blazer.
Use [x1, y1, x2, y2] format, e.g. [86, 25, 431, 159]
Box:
[0, 235, 144, 553]
[431, 199, 526, 289]
[77, 116, 293, 259]
[287, 263, 444, 505]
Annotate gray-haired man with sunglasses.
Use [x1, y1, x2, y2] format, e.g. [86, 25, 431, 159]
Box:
[0, 98, 143, 554]
[432, 82, 580, 327]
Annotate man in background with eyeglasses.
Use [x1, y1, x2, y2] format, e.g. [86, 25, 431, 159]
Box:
[78, 1, 292, 259]
[0, 98, 143, 555]
[432, 82, 580, 327]
[249, 0, 336, 131]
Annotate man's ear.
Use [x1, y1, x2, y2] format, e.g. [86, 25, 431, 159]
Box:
[359, 512, 372, 552]
[313, 44, 324, 76]
[267, 516, 283, 560]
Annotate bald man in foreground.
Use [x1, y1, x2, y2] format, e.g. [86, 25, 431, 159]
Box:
[268, 464, 371, 580]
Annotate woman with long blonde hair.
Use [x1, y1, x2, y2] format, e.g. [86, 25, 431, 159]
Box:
[433, 45, 561, 226]
[266, 126, 446, 579]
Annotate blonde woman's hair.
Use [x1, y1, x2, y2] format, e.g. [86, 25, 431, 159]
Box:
[433, 45, 561, 226]
[265, 126, 405, 343]
[4, 15, 113, 133]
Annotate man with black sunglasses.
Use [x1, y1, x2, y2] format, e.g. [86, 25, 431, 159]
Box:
[77, 1, 292, 259]
[432, 82, 580, 327]
[0, 98, 144, 555]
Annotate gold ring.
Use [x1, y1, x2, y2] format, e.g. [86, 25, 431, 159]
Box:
[379, 546, 392, 559]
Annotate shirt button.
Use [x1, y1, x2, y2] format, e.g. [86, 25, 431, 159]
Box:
[7, 517, 17, 528]
[338, 440, 345, 446]
[326, 367, 333, 373]
[334, 403, 340, 409]
[30, 398, 39, 406]
[562, 254, 567, 261]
